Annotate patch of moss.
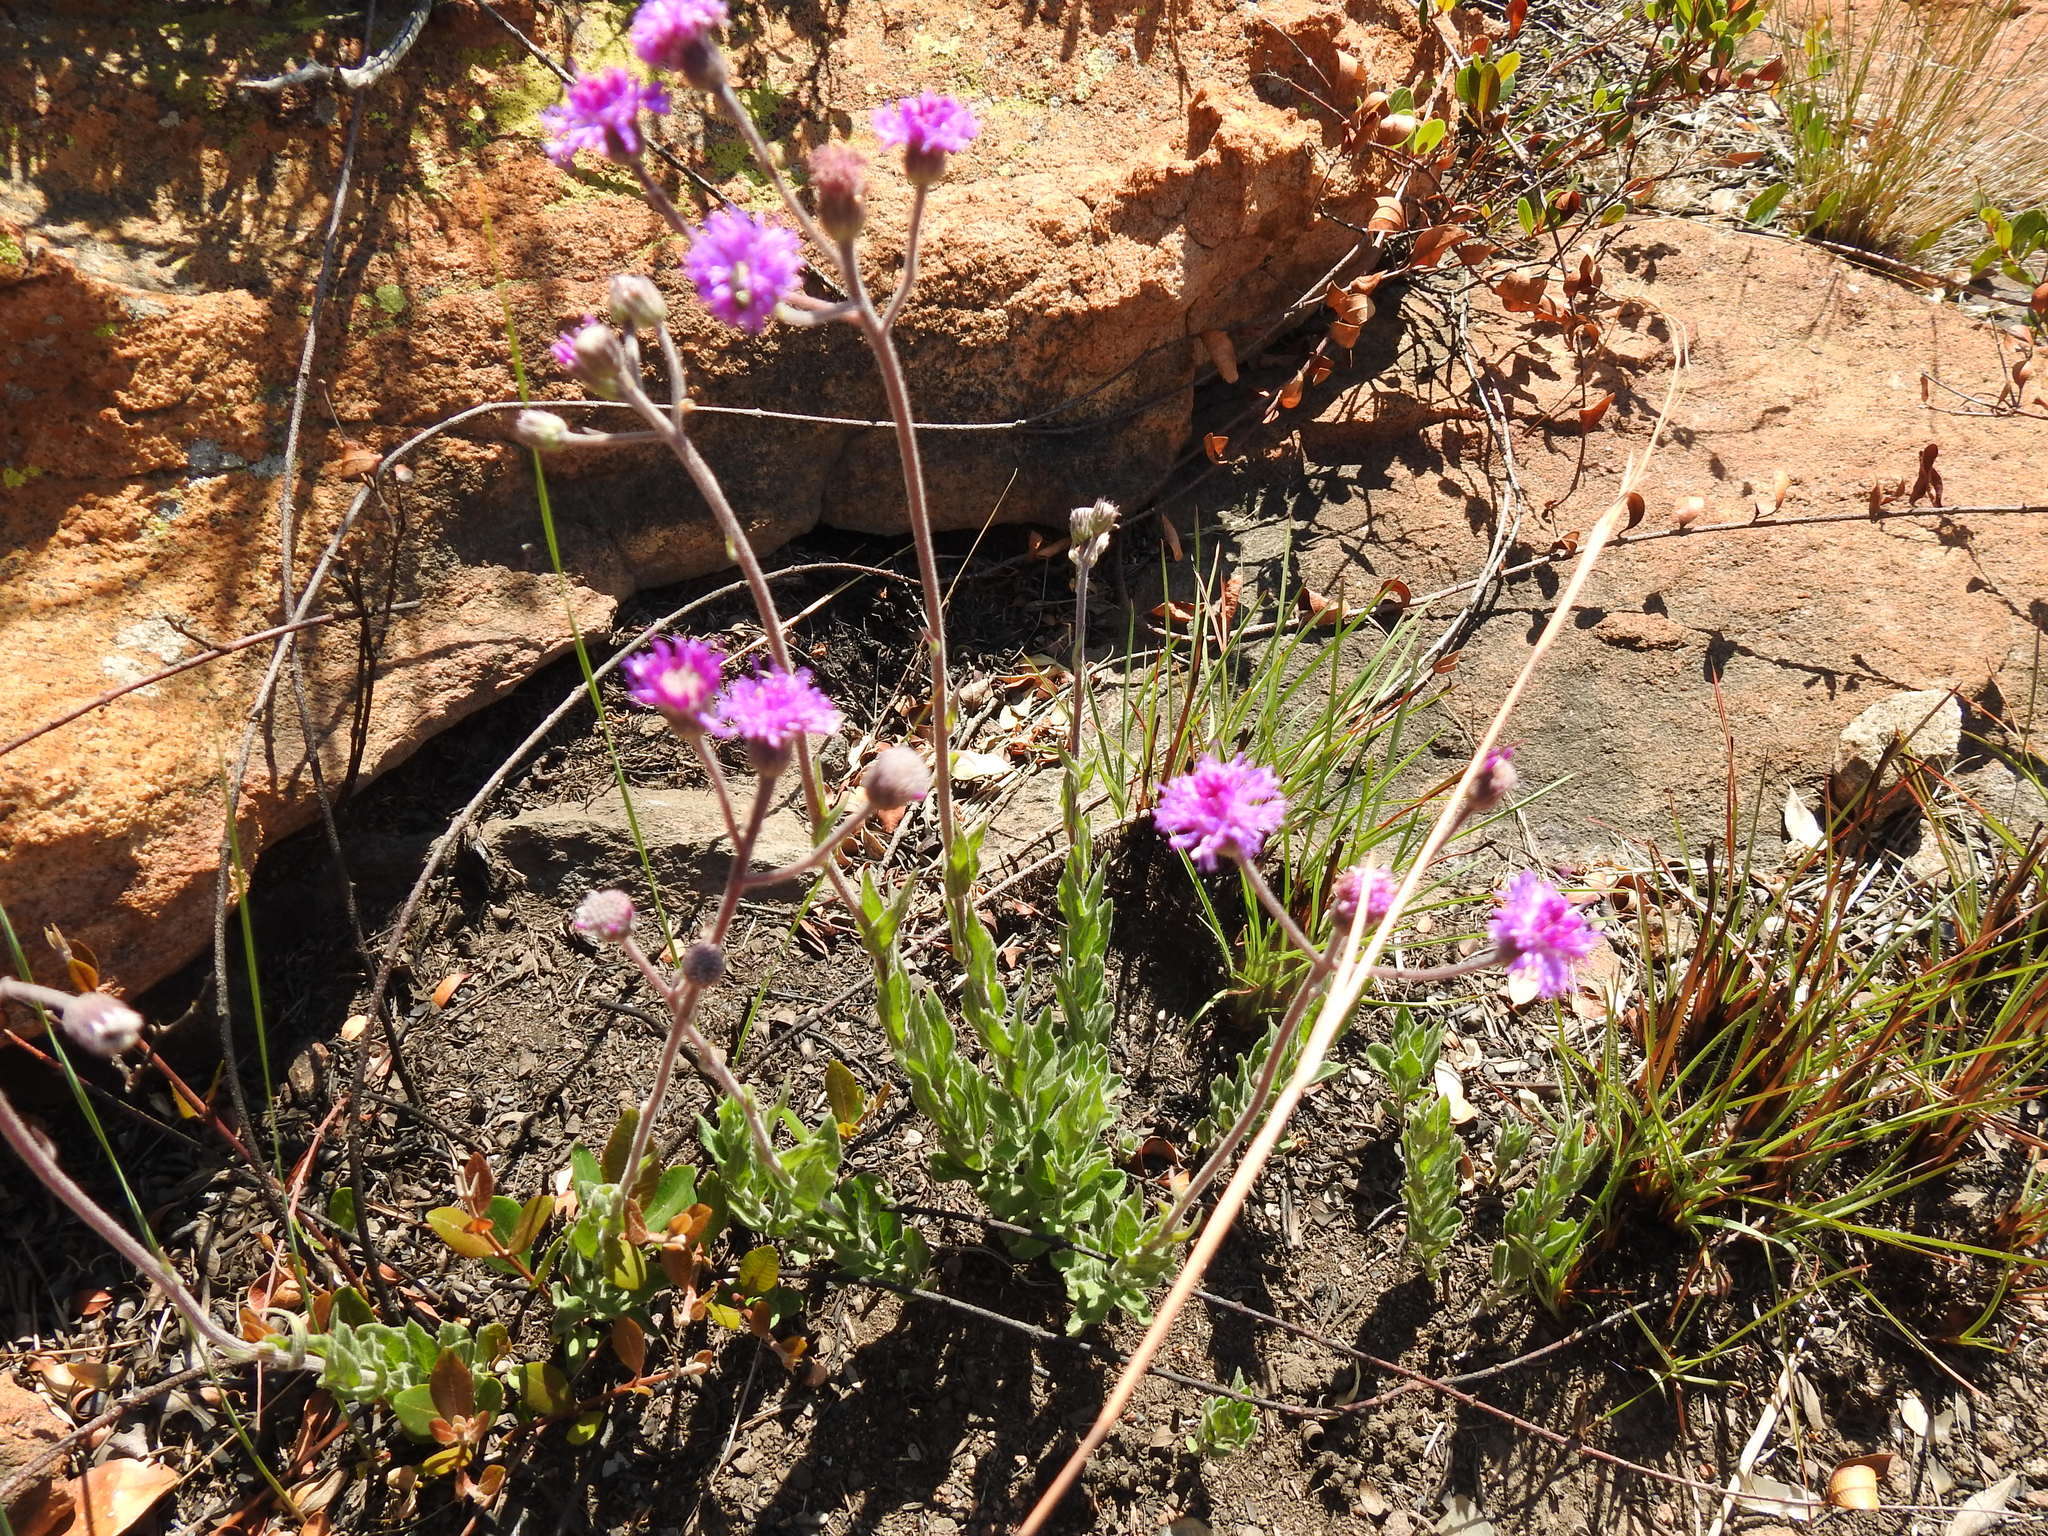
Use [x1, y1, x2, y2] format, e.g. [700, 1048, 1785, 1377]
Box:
[0, 235, 23, 267]
[2, 465, 46, 490]
[372, 282, 407, 316]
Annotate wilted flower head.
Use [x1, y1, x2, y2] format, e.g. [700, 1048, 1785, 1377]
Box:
[685, 208, 804, 334]
[623, 635, 724, 733]
[541, 67, 669, 167]
[808, 142, 868, 243]
[1487, 871, 1597, 1001]
[61, 993, 143, 1057]
[712, 666, 842, 774]
[631, 0, 728, 86]
[861, 745, 931, 811]
[1069, 499, 1119, 570]
[1466, 744, 1519, 815]
[871, 92, 979, 184]
[1155, 753, 1288, 872]
[552, 316, 630, 400]
[1330, 863, 1398, 930]
[573, 889, 637, 944]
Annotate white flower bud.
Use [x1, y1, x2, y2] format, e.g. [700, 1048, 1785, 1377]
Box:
[861, 745, 931, 811]
[61, 993, 143, 1057]
[1068, 498, 1119, 569]
[514, 410, 572, 451]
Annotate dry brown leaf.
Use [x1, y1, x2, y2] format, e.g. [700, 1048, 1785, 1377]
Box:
[1199, 329, 1238, 384]
[1674, 496, 1706, 528]
[332, 445, 383, 481]
[1202, 433, 1230, 464]
[430, 972, 469, 1010]
[1409, 224, 1467, 269]
[340, 1014, 368, 1042]
[1329, 319, 1362, 348]
[1494, 272, 1548, 312]
[68, 1460, 179, 1536]
[1578, 393, 1615, 432]
[1368, 197, 1407, 234]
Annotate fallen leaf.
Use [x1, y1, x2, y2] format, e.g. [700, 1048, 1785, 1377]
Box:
[1948, 1475, 2019, 1536]
[430, 972, 469, 1010]
[332, 445, 384, 480]
[1901, 1393, 1932, 1439]
[1578, 392, 1615, 432]
[1826, 1457, 1884, 1510]
[340, 1014, 368, 1042]
[948, 750, 1010, 783]
[68, 1460, 180, 1536]
[1202, 433, 1230, 464]
[1436, 1493, 1497, 1535]
[1735, 1472, 1819, 1521]
[1783, 785, 1824, 850]
[1199, 329, 1239, 383]
[1493, 272, 1549, 312]
[1409, 224, 1468, 268]
[1433, 1062, 1479, 1125]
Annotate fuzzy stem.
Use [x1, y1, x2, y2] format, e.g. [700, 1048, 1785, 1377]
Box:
[1067, 559, 1092, 758]
[0, 1065, 312, 1370]
[616, 777, 787, 1186]
[743, 793, 872, 888]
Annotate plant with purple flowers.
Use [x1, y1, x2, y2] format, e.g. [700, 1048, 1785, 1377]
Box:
[540, 68, 669, 167]
[685, 209, 804, 334]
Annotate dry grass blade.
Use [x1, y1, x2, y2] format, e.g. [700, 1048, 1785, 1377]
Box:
[1775, 0, 2048, 257]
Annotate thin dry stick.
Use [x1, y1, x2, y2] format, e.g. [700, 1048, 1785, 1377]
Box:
[1017, 352, 1689, 1531]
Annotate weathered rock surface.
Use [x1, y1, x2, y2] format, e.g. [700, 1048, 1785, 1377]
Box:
[0, 0, 1424, 988]
[0, 1375, 66, 1524]
[1277, 217, 2047, 851]
[1833, 688, 1963, 804]
[476, 784, 814, 899]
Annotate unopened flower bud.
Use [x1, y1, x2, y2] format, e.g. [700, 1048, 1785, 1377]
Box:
[550, 318, 630, 400]
[681, 941, 726, 986]
[61, 993, 143, 1057]
[1466, 746, 1519, 815]
[1330, 863, 1397, 930]
[861, 745, 931, 812]
[608, 272, 668, 331]
[572, 889, 636, 943]
[1068, 498, 1119, 569]
[515, 409, 573, 452]
[808, 143, 868, 243]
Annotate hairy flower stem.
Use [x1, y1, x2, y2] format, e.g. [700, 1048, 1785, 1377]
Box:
[1067, 558, 1093, 759]
[713, 87, 964, 923]
[1236, 860, 1323, 972]
[1162, 944, 1334, 1238]
[616, 777, 787, 1187]
[742, 794, 871, 888]
[0, 1072, 311, 1370]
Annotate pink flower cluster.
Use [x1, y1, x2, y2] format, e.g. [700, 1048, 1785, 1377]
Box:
[1154, 753, 1288, 871]
[541, 68, 669, 167]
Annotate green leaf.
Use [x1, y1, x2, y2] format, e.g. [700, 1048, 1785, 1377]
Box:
[569, 1144, 601, 1198]
[391, 1384, 441, 1441]
[1411, 117, 1447, 155]
[565, 1409, 604, 1446]
[519, 1361, 574, 1417]
[427, 1206, 495, 1260]
[1515, 195, 1538, 236]
[1743, 182, 1788, 227]
[605, 1237, 648, 1293]
[825, 1061, 866, 1136]
[506, 1193, 554, 1256]
[326, 1186, 357, 1230]
[702, 1298, 745, 1331]
[641, 1167, 698, 1232]
[601, 1108, 640, 1184]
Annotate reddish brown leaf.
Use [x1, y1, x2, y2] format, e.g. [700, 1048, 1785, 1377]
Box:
[1409, 224, 1468, 269]
[1493, 272, 1548, 312]
[431, 972, 469, 1010]
[1199, 329, 1239, 383]
[1328, 319, 1362, 348]
[332, 445, 384, 480]
[611, 1317, 647, 1378]
[1505, 0, 1527, 36]
[1278, 375, 1304, 410]
[1202, 433, 1230, 464]
[1622, 491, 1646, 530]
[1577, 392, 1615, 432]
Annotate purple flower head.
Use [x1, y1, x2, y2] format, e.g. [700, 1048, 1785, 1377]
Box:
[1331, 863, 1398, 930]
[712, 666, 842, 773]
[871, 92, 980, 184]
[623, 635, 725, 733]
[1154, 753, 1288, 872]
[631, 0, 728, 83]
[541, 68, 670, 168]
[684, 208, 804, 333]
[1487, 871, 1598, 1001]
[573, 889, 637, 944]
